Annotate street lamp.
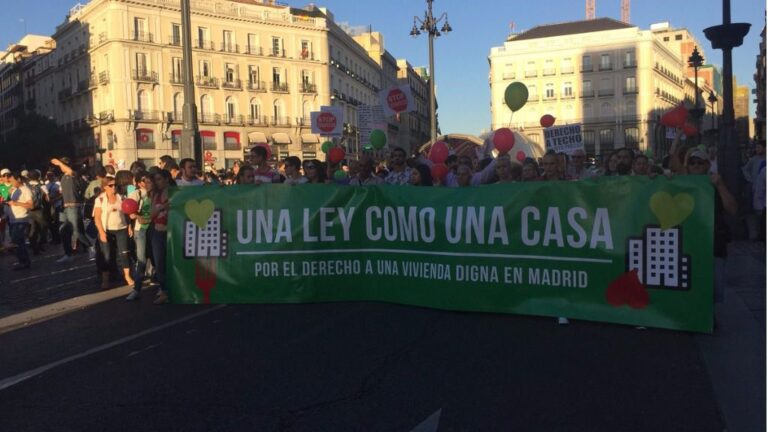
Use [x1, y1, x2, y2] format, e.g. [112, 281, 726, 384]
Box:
[688, 46, 705, 123]
[411, 0, 452, 144]
[707, 90, 718, 130]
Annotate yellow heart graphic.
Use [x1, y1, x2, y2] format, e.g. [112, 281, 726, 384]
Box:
[649, 192, 695, 230]
[184, 199, 215, 229]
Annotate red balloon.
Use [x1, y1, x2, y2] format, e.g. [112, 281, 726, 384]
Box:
[660, 104, 689, 128]
[121, 198, 139, 215]
[429, 141, 449, 163]
[682, 123, 698, 137]
[328, 147, 345, 164]
[431, 163, 449, 181]
[516, 151, 527, 162]
[540, 114, 556, 128]
[493, 128, 515, 154]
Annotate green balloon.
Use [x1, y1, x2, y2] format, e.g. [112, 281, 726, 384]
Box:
[370, 129, 387, 149]
[321, 141, 333, 153]
[333, 169, 347, 181]
[504, 82, 529, 112]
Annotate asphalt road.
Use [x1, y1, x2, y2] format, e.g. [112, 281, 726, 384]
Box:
[0, 295, 724, 432]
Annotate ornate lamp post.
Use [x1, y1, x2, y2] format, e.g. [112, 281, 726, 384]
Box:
[708, 91, 718, 131]
[688, 47, 705, 124]
[410, 0, 452, 144]
[704, 0, 751, 197]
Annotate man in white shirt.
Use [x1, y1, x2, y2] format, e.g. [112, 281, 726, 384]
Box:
[350, 157, 383, 186]
[7, 172, 33, 270]
[176, 158, 204, 187]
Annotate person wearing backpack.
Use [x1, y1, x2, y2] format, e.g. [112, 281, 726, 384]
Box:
[51, 158, 94, 263]
[26, 170, 48, 255]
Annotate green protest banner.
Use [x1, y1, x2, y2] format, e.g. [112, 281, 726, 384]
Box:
[168, 177, 714, 332]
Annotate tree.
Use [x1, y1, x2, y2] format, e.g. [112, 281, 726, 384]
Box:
[3, 113, 73, 170]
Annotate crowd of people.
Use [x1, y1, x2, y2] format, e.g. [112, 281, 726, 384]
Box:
[0, 130, 764, 316]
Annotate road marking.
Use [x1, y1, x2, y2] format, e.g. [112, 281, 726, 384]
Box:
[10, 264, 94, 284]
[410, 409, 442, 432]
[0, 305, 226, 392]
[237, 248, 613, 264]
[32, 276, 97, 293]
[127, 343, 162, 357]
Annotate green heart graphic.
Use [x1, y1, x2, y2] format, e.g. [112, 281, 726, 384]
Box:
[650, 192, 694, 230]
[184, 199, 215, 229]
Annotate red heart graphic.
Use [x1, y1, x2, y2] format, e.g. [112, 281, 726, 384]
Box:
[606, 270, 650, 309]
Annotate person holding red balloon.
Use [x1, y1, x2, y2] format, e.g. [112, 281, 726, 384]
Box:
[93, 176, 134, 290]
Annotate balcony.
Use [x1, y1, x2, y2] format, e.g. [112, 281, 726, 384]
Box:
[598, 88, 615, 97]
[543, 68, 556, 76]
[299, 50, 316, 60]
[542, 94, 557, 101]
[502, 72, 516, 80]
[246, 80, 267, 92]
[169, 73, 184, 85]
[580, 64, 593, 72]
[524, 70, 538, 78]
[300, 83, 317, 94]
[58, 88, 72, 101]
[561, 92, 575, 100]
[271, 116, 292, 127]
[245, 46, 263, 55]
[599, 64, 613, 71]
[167, 111, 183, 123]
[199, 113, 220, 124]
[132, 31, 154, 43]
[269, 48, 287, 58]
[223, 115, 245, 125]
[296, 116, 312, 126]
[129, 110, 161, 121]
[623, 86, 639, 95]
[222, 79, 243, 90]
[99, 71, 110, 84]
[196, 76, 219, 88]
[247, 115, 268, 126]
[623, 60, 637, 69]
[271, 82, 289, 93]
[561, 66, 574, 74]
[168, 36, 181, 46]
[195, 39, 215, 50]
[220, 43, 239, 53]
[580, 90, 595, 98]
[132, 70, 159, 83]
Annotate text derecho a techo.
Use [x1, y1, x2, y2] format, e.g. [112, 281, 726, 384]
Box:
[236, 205, 614, 249]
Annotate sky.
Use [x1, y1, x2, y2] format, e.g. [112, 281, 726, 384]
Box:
[1, 0, 764, 136]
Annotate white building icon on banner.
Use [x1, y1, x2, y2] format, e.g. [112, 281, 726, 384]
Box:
[626, 225, 691, 290]
[184, 210, 228, 258]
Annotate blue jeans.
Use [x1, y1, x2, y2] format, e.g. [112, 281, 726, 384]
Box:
[10, 222, 30, 266]
[151, 229, 167, 294]
[59, 205, 91, 255]
[133, 227, 148, 292]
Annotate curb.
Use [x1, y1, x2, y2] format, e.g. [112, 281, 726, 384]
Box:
[0, 284, 142, 336]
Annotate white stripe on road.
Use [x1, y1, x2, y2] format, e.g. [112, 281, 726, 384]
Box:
[0, 305, 227, 392]
[237, 248, 613, 264]
[10, 264, 94, 284]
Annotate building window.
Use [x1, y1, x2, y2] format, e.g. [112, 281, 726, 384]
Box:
[223, 30, 234, 51]
[583, 130, 596, 155]
[224, 132, 240, 151]
[563, 82, 573, 98]
[663, 36, 670, 41]
[199, 60, 210, 78]
[624, 127, 640, 148]
[135, 53, 148, 75]
[247, 33, 258, 54]
[525, 61, 537, 77]
[272, 67, 281, 85]
[600, 54, 612, 71]
[624, 51, 636, 68]
[561, 57, 573, 74]
[136, 128, 155, 150]
[271, 37, 282, 56]
[545, 83, 555, 100]
[197, 27, 209, 48]
[301, 40, 311, 59]
[171, 57, 182, 82]
[250, 99, 261, 122]
[675, 34, 683, 41]
[200, 94, 211, 118]
[543, 59, 555, 76]
[528, 84, 537, 100]
[201, 131, 216, 151]
[225, 97, 237, 121]
[173, 92, 183, 119]
[171, 130, 181, 150]
[582, 80, 593, 97]
[624, 76, 637, 93]
[599, 129, 614, 154]
[171, 24, 181, 45]
[581, 55, 592, 71]
[225, 64, 236, 83]
[526, 133, 541, 144]
[136, 90, 149, 113]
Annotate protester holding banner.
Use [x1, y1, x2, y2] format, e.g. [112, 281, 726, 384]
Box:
[150, 170, 174, 305]
[176, 158, 205, 187]
[385, 147, 412, 185]
[304, 160, 326, 184]
[283, 157, 308, 185]
[408, 164, 433, 186]
[235, 165, 255, 185]
[631, 154, 651, 176]
[494, 157, 522, 183]
[521, 159, 539, 181]
[248, 147, 280, 184]
[350, 158, 383, 186]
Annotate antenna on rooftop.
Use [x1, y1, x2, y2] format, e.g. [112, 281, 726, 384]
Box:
[586, 0, 595, 20]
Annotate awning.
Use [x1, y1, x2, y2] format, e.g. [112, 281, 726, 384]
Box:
[224, 131, 240, 143]
[301, 134, 320, 144]
[248, 132, 268, 144]
[271, 133, 292, 145]
[200, 130, 215, 137]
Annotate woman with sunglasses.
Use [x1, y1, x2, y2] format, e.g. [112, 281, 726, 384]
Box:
[93, 176, 134, 290]
[303, 159, 326, 184]
[151, 170, 175, 304]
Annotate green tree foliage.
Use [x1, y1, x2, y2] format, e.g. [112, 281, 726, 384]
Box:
[3, 113, 73, 170]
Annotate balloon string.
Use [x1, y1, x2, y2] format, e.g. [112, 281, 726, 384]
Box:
[508, 111, 514, 129]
